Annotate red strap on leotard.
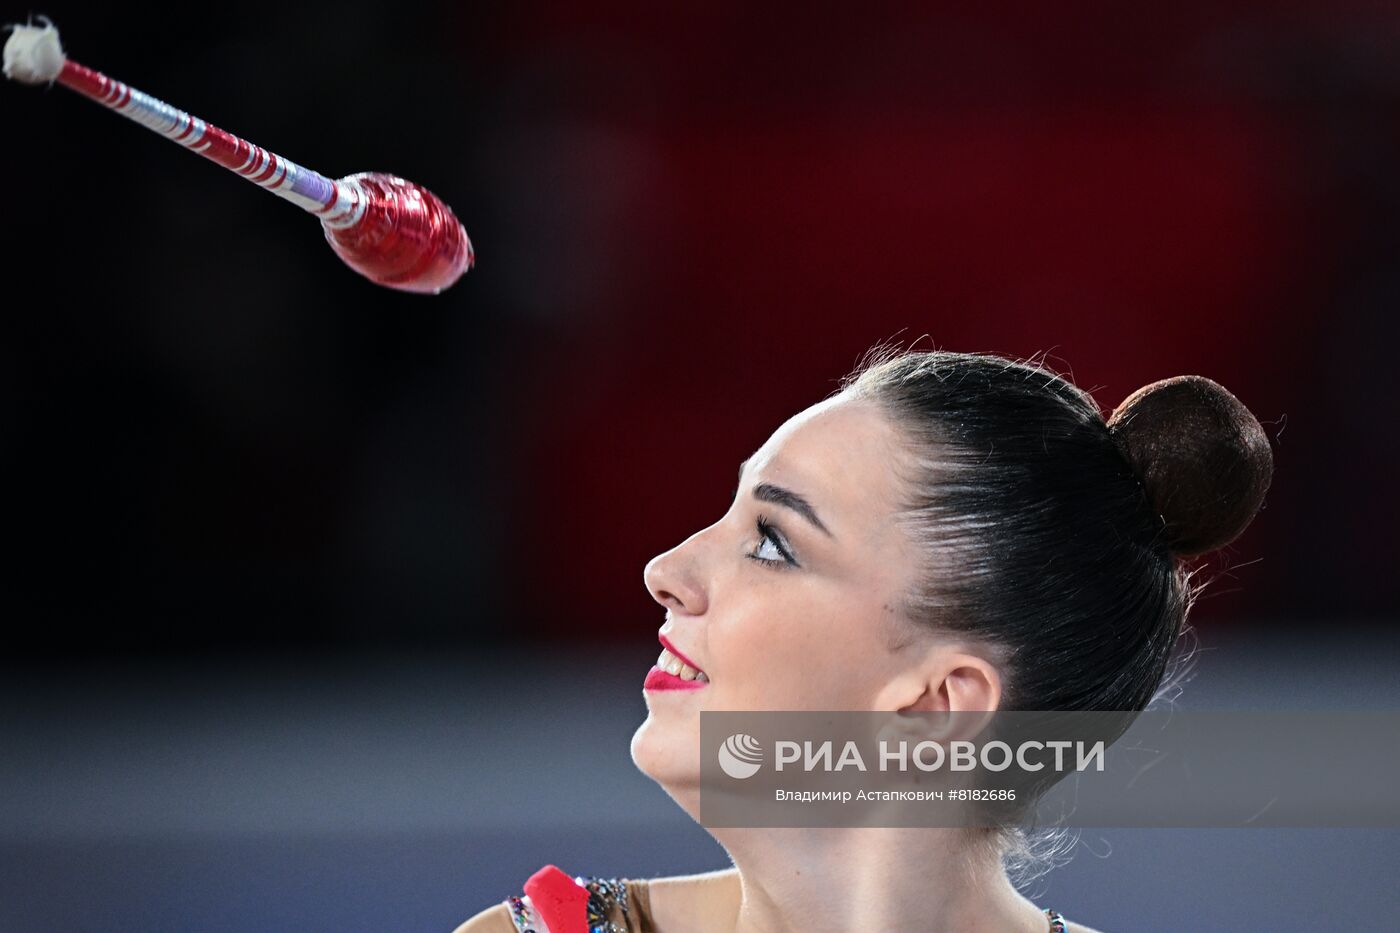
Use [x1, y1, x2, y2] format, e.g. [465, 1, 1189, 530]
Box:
[522, 864, 590, 933]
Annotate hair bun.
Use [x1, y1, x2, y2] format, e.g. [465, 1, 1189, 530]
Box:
[1106, 375, 1274, 557]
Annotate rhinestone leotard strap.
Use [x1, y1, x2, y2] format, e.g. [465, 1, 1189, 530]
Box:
[504, 893, 538, 932]
[508, 876, 1060, 932]
[581, 877, 632, 933]
[504, 875, 633, 933]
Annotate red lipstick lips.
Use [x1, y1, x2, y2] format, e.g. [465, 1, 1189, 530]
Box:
[646, 633, 708, 691]
[644, 666, 706, 691]
[657, 634, 704, 674]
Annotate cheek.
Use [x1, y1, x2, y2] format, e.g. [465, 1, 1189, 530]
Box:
[712, 591, 882, 708]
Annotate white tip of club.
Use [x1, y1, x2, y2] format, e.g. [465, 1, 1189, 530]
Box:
[3, 16, 66, 85]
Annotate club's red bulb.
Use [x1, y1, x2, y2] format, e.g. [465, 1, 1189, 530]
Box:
[322, 172, 474, 294]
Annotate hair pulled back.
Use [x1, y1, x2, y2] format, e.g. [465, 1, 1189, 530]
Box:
[839, 346, 1274, 712]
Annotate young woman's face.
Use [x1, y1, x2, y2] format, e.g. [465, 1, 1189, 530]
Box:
[631, 394, 927, 794]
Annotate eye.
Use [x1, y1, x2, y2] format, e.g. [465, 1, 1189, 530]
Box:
[748, 515, 798, 569]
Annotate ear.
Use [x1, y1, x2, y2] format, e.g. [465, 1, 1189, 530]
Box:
[877, 651, 1003, 714]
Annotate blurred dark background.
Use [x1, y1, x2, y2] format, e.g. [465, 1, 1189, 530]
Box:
[1, 2, 1397, 931]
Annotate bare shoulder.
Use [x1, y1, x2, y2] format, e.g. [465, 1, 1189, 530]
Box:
[449, 901, 514, 933]
[644, 867, 741, 931]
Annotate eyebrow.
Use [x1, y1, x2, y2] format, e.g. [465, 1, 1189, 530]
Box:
[737, 457, 834, 538]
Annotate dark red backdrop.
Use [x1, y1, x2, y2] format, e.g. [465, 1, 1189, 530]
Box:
[2, 2, 1393, 653]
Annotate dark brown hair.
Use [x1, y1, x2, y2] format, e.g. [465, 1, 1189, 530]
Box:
[838, 345, 1274, 712]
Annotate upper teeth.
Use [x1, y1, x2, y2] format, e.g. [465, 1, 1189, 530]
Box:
[658, 647, 708, 682]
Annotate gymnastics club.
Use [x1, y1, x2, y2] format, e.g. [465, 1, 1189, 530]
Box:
[2, 19, 474, 295]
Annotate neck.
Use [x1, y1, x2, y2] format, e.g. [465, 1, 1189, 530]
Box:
[714, 826, 1048, 933]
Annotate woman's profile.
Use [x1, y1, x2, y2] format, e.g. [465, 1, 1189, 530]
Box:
[453, 345, 1275, 933]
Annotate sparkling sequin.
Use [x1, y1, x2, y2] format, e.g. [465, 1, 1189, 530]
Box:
[576, 876, 631, 933]
[505, 894, 537, 933]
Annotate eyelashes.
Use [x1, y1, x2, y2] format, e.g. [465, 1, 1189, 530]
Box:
[748, 514, 798, 570]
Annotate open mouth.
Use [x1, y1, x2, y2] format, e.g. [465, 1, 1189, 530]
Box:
[655, 634, 709, 683]
[654, 646, 709, 683]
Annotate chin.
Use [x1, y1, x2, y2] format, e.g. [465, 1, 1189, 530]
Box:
[630, 715, 702, 798]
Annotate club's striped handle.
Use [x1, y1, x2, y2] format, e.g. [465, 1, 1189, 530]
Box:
[56, 58, 366, 229]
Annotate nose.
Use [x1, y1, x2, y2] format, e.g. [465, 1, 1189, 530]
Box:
[643, 539, 708, 616]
